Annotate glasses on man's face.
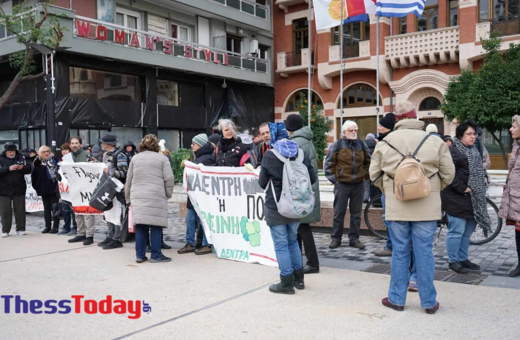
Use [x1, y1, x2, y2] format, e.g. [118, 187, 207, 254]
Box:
[348, 129, 358, 133]
[464, 132, 477, 137]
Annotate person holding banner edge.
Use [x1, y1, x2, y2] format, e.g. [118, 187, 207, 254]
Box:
[259, 122, 317, 294]
[0, 142, 32, 237]
[68, 137, 96, 245]
[57, 143, 78, 236]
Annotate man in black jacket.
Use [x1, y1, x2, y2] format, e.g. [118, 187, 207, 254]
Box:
[178, 134, 216, 256]
[0, 143, 32, 237]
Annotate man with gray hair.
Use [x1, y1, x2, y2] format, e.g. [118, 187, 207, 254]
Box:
[370, 101, 454, 314]
[324, 120, 371, 250]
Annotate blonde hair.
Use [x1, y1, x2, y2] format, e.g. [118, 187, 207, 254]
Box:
[138, 134, 160, 153]
[426, 124, 438, 134]
[395, 101, 415, 116]
[341, 120, 358, 133]
[513, 115, 520, 126]
[38, 145, 53, 158]
[218, 119, 237, 139]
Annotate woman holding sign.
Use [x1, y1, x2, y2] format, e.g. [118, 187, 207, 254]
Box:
[31, 145, 61, 234]
[125, 134, 174, 263]
[259, 123, 317, 295]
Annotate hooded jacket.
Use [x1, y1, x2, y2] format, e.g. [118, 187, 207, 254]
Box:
[258, 139, 317, 226]
[499, 140, 520, 222]
[187, 143, 216, 210]
[289, 126, 321, 224]
[123, 141, 138, 162]
[369, 119, 455, 222]
[0, 150, 32, 196]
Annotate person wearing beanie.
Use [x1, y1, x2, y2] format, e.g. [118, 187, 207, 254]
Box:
[178, 133, 216, 256]
[0, 142, 32, 237]
[208, 134, 221, 147]
[324, 120, 371, 250]
[426, 124, 442, 138]
[369, 100, 455, 314]
[123, 141, 138, 162]
[376, 113, 395, 142]
[442, 135, 453, 147]
[285, 114, 321, 274]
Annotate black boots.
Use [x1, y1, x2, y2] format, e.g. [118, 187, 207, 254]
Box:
[269, 275, 295, 295]
[68, 235, 86, 243]
[293, 269, 305, 290]
[449, 262, 471, 274]
[511, 230, 520, 277]
[42, 228, 50, 234]
[83, 237, 94, 246]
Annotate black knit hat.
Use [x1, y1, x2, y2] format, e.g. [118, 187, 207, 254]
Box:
[4, 142, 17, 152]
[284, 114, 304, 132]
[208, 134, 221, 145]
[379, 113, 396, 130]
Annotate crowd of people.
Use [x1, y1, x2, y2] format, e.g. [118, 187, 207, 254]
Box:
[1, 100, 520, 314]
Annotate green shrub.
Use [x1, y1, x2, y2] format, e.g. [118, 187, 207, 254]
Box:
[171, 148, 191, 183]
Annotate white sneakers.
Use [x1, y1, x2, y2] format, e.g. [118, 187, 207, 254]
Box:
[1, 233, 8, 238]
[16, 231, 26, 236]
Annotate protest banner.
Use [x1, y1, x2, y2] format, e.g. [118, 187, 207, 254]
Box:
[61, 162, 106, 215]
[183, 161, 278, 268]
[25, 175, 43, 212]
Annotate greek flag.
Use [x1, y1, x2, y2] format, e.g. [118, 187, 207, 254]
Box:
[376, 0, 426, 17]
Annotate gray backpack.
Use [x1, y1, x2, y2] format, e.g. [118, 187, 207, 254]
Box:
[269, 148, 315, 219]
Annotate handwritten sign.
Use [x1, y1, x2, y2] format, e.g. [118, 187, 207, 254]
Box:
[183, 161, 277, 267]
[61, 162, 106, 215]
[25, 175, 43, 213]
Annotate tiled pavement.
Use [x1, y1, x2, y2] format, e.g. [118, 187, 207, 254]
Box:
[20, 203, 519, 278]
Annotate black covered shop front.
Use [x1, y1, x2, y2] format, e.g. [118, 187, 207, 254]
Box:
[0, 53, 274, 151]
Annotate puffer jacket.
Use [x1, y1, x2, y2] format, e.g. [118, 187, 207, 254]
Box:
[499, 140, 520, 222]
[125, 150, 174, 228]
[441, 145, 473, 219]
[187, 143, 216, 210]
[290, 126, 321, 224]
[369, 119, 455, 222]
[216, 137, 249, 167]
[324, 138, 371, 184]
[0, 150, 32, 196]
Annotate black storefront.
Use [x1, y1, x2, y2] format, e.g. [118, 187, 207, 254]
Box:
[0, 52, 274, 151]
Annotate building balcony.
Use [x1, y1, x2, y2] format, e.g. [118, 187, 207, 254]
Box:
[209, 0, 270, 21]
[490, 17, 520, 37]
[328, 41, 371, 62]
[385, 26, 460, 69]
[275, 0, 308, 13]
[276, 48, 315, 77]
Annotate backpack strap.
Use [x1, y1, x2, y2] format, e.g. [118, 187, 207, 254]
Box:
[379, 140, 405, 158]
[411, 134, 431, 158]
[270, 149, 288, 164]
[296, 148, 304, 163]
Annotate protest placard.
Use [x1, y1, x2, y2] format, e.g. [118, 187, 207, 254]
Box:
[183, 161, 278, 268]
[61, 162, 106, 215]
[25, 175, 43, 212]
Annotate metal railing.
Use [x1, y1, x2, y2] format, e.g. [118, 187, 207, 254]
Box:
[0, 8, 38, 41]
[209, 0, 270, 20]
[285, 50, 313, 67]
[491, 17, 520, 36]
[72, 16, 269, 75]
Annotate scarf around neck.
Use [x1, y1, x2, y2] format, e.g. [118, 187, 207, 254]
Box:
[41, 157, 59, 183]
[454, 138, 491, 233]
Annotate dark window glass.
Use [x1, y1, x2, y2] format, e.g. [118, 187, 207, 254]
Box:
[419, 97, 441, 111]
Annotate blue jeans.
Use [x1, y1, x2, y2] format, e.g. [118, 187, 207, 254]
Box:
[62, 201, 77, 232]
[381, 194, 392, 250]
[446, 215, 477, 263]
[387, 220, 437, 309]
[186, 209, 209, 247]
[270, 222, 302, 276]
[135, 225, 163, 260]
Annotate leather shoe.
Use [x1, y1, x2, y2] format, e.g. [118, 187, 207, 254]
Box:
[303, 264, 319, 274]
[449, 262, 471, 274]
[381, 298, 404, 311]
[461, 260, 481, 271]
[426, 302, 440, 315]
[349, 240, 366, 250]
[329, 238, 341, 249]
[161, 241, 172, 249]
[374, 248, 392, 256]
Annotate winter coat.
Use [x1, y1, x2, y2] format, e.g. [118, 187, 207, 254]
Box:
[123, 141, 138, 162]
[441, 145, 474, 219]
[499, 140, 520, 222]
[324, 138, 371, 184]
[369, 119, 455, 222]
[258, 142, 317, 226]
[290, 126, 321, 224]
[187, 143, 216, 210]
[31, 157, 60, 197]
[125, 150, 174, 228]
[254, 142, 270, 166]
[482, 146, 491, 170]
[216, 137, 249, 167]
[103, 146, 129, 184]
[365, 138, 377, 155]
[71, 148, 92, 163]
[0, 150, 32, 197]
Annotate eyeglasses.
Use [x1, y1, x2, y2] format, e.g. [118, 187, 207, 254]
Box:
[464, 132, 477, 137]
[42, 150, 51, 153]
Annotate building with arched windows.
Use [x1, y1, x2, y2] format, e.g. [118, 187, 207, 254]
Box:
[274, 0, 520, 168]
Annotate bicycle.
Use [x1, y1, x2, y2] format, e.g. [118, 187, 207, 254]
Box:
[364, 193, 503, 245]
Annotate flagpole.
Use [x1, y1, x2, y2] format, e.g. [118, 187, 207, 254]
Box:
[340, 0, 344, 130]
[376, 15, 380, 128]
[308, 0, 312, 128]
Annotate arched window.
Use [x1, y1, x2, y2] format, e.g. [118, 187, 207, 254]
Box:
[337, 84, 382, 108]
[285, 89, 323, 112]
[419, 97, 441, 111]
